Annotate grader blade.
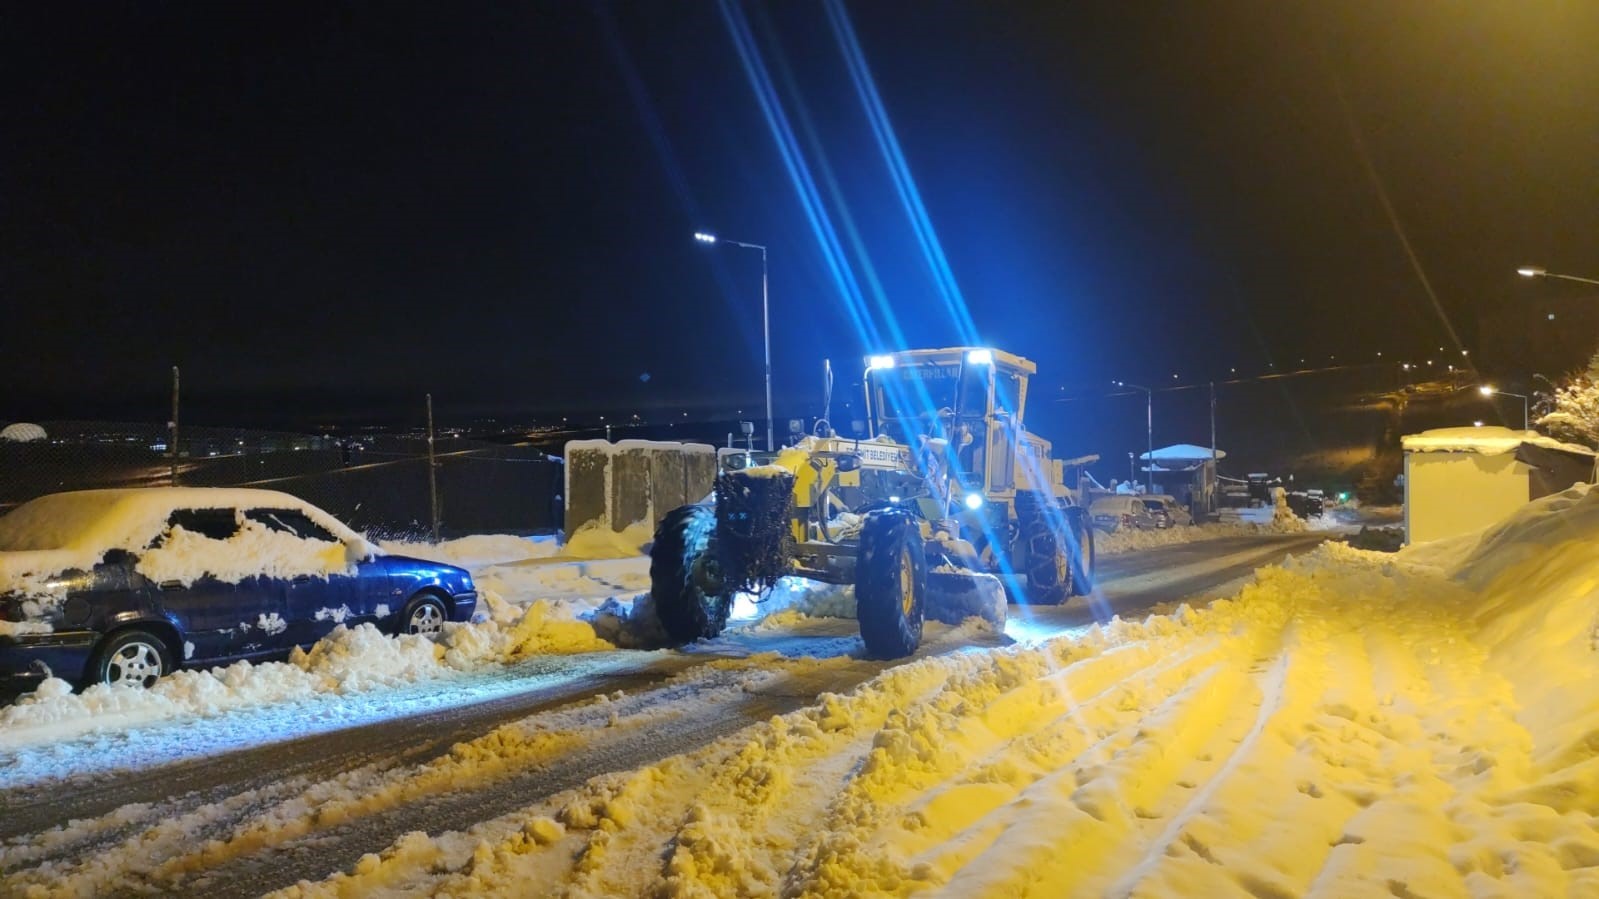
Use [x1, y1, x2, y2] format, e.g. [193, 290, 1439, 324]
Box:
[925, 568, 1007, 628]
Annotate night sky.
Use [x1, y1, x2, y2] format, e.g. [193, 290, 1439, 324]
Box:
[4, 2, 1597, 427]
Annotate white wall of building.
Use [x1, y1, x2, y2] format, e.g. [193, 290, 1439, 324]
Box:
[1405, 451, 1530, 544]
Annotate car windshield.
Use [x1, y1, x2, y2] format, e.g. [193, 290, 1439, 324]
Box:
[0, 492, 119, 552]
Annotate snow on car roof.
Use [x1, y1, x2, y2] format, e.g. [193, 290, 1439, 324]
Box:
[1400, 426, 1595, 457]
[0, 487, 361, 554]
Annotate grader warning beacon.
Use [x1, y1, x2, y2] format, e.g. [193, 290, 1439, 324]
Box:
[650, 347, 1096, 658]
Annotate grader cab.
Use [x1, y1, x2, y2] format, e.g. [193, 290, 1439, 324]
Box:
[650, 347, 1095, 659]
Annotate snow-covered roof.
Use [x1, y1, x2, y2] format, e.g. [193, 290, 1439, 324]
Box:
[1139, 444, 1226, 461]
[1400, 426, 1595, 457]
[0, 422, 46, 442]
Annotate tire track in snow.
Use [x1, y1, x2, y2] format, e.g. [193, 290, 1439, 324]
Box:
[0, 658, 695, 839]
[1108, 651, 1290, 897]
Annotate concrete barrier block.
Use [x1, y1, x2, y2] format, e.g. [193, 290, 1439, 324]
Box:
[564, 440, 611, 539]
[611, 445, 652, 532]
[649, 448, 686, 522]
[684, 445, 717, 503]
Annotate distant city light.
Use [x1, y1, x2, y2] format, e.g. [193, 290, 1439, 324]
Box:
[1473, 420, 1485, 427]
[693, 232, 717, 244]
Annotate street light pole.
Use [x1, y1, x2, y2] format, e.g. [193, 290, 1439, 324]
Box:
[1115, 381, 1154, 493]
[1518, 267, 1599, 288]
[1480, 385, 1530, 431]
[697, 232, 774, 451]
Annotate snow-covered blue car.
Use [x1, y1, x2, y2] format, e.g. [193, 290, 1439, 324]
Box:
[0, 488, 476, 695]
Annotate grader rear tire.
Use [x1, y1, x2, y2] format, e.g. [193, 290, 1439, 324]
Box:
[1023, 519, 1071, 606]
[650, 505, 732, 644]
[1069, 510, 1096, 596]
[856, 510, 926, 659]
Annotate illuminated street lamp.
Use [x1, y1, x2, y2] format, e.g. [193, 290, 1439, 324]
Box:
[1114, 380, 1153, 493]
[1479, 385, 1529, 430]
[696, 231, 773, 451]
[1518, 266, 1599, 287]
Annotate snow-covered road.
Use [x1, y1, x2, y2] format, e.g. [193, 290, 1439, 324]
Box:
[0, 533, 1323, 896]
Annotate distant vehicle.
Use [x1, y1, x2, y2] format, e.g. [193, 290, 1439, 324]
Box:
[0, 488, 476, 695]
[1142, 495, 1194, 527]
[1287, 490, 1325, 518]
[1089, 495, 1166, 532]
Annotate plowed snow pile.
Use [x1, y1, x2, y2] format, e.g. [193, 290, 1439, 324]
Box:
[274, 485, 1599, 897]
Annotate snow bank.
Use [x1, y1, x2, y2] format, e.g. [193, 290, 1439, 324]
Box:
[378, 534, 558, 568]
[729, 577, 857, 625]
[1095, 518, 1303, 556]
[0, 625, 447, 749]
[560, 519, 654, 560]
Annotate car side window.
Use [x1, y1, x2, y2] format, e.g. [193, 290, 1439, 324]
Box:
[246, 508, 338, 544]
[155, 508, 241, 546]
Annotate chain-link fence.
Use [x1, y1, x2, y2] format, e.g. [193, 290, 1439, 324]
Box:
[0, 421, 563, 539]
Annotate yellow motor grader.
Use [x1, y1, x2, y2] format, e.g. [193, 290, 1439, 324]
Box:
[650, 347, 1096, 658]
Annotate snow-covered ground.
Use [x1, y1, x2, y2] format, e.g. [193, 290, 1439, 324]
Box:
[225, 483, 1599, 897]
[0, 522, 878, 779]
[15, 486, 1599, 895]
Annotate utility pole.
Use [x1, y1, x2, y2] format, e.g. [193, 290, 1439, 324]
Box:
[1209, 381, 1218, 518]
[169, 366, 180, 487]
[426, 393, 440, 543]
[760, 244, 773, 452]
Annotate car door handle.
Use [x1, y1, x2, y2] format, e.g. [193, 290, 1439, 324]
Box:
[160, 580, 183, 591]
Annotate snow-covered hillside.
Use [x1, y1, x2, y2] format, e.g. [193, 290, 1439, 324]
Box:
[264, 485, 1599, 897]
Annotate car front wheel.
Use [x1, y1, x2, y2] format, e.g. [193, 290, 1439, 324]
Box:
[400, 594, 448, 636]
[90, 629, 174, 689]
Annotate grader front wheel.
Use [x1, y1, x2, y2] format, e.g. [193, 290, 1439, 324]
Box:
[856, 510, 926, 659]
[650, 505, 732, 644]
